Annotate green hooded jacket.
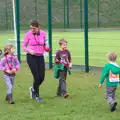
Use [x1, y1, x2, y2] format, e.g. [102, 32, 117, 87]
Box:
[100, 62, 120, 87]
[53, 63, 71, 79]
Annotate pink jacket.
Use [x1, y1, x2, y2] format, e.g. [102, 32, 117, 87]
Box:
[0, 54, 20, 72]
[22, 30, 47, 56]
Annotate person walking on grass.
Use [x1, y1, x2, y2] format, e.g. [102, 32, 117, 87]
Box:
[22, 20, 50, 102]
[54, 39, 72, 98]
[0, 45, 20, 104]
[98, 52, 120, 112]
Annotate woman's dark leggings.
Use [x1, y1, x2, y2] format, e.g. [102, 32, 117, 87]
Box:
[27, 54, 45, 97]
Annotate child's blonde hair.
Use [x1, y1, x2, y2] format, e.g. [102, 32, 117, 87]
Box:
[4, 44, 14, 55]
[59, 39, 67, 46]
[107, 52, 117, 62]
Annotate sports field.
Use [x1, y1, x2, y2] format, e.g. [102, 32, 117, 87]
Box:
[0, 31, 120, 120]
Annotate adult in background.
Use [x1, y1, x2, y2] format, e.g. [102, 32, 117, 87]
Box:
[22, 20, 50, 102]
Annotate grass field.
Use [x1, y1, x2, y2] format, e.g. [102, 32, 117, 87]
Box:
[0, 64, 120, 120]
[0, 31, 120, 67]
[0, 31, 120, 120]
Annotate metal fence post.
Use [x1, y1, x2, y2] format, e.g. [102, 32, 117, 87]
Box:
[80, 0, 82, 29]
[66, 0, 69, 28]
[48, 0, 52, 69]
[35, 0, 38, 20]
[97, 0, 100, 28]
[15, 0, 21, 62]
[84, 0, 89, 72]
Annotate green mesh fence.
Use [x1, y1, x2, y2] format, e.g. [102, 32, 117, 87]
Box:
[0, 0, 120, 30]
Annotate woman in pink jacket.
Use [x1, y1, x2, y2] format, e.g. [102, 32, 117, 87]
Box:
[22, 20, 50, 102]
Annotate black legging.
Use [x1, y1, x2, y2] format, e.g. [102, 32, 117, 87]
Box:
[27, 53, 45, 97]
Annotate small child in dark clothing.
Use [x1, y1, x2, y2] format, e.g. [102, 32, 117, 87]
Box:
[54, 39, 72, 98]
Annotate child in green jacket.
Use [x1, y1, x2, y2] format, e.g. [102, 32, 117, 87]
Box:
[99, 52, 120, 112]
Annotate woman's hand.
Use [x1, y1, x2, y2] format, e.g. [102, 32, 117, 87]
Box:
[29, 50, 35, 55]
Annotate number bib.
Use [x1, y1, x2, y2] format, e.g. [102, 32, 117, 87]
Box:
[109, 70, 119, 82]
